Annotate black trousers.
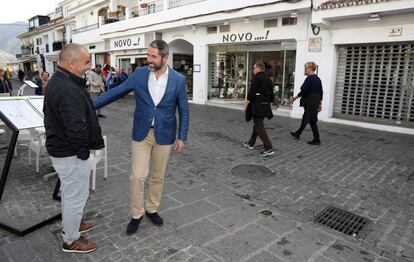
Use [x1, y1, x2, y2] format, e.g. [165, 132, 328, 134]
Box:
[249, 116, 273, 150]
[296, 111, 320, 141]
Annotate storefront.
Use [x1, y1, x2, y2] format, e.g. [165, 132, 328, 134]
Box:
[172, 53, 193, 99]
[208, 43, 296, 106]
[107, 33, 148, 76]
[333, 42, 414, 127]
[162, 14, 307, 106]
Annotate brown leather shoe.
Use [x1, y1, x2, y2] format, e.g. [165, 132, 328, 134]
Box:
[79, 222, 94, 233]
[62, 222, 94, 236]
[62, 236, 97, 253]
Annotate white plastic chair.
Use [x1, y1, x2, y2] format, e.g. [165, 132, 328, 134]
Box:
[90, 135, 108, 191]
[28, 128, 47, 173]
[14, 129, 32, 157]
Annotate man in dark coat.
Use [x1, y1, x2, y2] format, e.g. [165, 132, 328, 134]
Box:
[44, 43, 104, 253]
[291, 61, 323, 145]
[243, 62, 274, 157]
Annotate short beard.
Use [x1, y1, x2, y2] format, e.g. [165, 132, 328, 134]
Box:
[149, 61, 164, 72]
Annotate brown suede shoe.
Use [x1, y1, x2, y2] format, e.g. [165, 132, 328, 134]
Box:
[62, 236, 97, 253]
[62, 222, 94, 236]
[79, 222, 94, 233]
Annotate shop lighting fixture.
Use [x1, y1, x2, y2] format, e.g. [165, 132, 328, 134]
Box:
[191, 25, 196, 31]
[368, 13, 380, 22]
[243, 17, 250, 24]
[290, 12, 298, 18]
[223, 21, 229, 25]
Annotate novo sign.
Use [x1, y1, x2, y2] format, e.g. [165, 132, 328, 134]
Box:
[111, 34, 145, 50]
[222, 30, 270, 43]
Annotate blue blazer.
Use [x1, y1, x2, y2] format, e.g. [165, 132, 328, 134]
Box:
[94, 66, 189, 145]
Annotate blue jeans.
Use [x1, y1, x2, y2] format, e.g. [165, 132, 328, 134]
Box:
[51, 156, 91, 244]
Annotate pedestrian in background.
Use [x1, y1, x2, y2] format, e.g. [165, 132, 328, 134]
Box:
[35, 71, 49, 95]
[18, 68, 25, 82]
[243, 62, 275, 157]
[44, 43, 105, 253]
[4, 67, 13, 91]
[87, 64, 106, 118]
[118, 67, 128, 85]
[291, 61, 323, 145]
[0, 69, 11, 95]
[106, 66, 118, 90]
[94, 40, 189, 236]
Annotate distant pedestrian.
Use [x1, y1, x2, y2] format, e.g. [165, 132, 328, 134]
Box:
[44, 43, 105, 253]
[4, 67, 13, 91]
[243, 62, 274, 157]
[87, 64, 106, 117]
[291, 61, 323, 145]
[0, 69, 11, 95]
[35, 71, 49, 95]
[118, 67, 128, 85]
[106, 67, 118, 90]
[18, 68, 25, 82]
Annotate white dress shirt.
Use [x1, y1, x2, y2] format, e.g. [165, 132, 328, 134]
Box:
[148, 67, 169, 126]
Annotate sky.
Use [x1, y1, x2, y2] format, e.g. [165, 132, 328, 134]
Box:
[0, 0, 58, 24]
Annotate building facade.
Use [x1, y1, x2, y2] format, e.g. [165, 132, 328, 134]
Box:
[16, 1, 75, 76]
[17, 0, 414, 133]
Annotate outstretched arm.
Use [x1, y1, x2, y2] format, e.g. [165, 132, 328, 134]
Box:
[94, 72, 135, 109]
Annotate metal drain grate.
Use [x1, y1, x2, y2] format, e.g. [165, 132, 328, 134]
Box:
[313, 206, 371, 238]
[231, 164, 273, 180]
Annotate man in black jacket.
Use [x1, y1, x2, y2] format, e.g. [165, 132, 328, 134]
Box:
[44, 43, 104, 253]
[243, 62, 274, 157]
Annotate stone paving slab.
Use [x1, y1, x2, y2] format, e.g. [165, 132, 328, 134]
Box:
[1, 94, 413, 261]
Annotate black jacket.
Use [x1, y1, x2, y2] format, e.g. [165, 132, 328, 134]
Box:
[247, 72, 274, 119]
[35, 78, 43, 95]
[0, 79, 11, 94]
[44, 66, 105, 160]
[298, 74, 323, 108]
[298, 74, 323, 122]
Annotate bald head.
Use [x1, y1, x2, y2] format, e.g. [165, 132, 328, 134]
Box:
[58, 43, 91, 77]
[59, 43, 87, 65]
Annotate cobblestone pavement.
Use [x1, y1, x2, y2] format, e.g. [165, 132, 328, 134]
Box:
[1, 92, 414, 262]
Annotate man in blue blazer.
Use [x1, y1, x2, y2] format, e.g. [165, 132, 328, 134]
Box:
[94, 40, 189, 235]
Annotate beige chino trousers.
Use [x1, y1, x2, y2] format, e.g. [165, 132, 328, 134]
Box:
[130, 129, 173, 219]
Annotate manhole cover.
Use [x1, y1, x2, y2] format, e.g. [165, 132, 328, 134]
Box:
[258, 209, 273, 217]
[313, 206, 371, 238]
[231, 164, 273, 179]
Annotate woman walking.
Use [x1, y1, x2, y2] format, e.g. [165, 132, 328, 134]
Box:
[291, 62, 323, 145]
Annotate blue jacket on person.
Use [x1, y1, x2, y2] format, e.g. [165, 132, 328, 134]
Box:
[94, 66, 189, 145]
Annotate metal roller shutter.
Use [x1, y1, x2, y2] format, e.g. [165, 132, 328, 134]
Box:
[334, 43, 414, 127]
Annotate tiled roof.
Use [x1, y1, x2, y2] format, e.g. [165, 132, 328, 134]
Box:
[315, 0, 392, 10]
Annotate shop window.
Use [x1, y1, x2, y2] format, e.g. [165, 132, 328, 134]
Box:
[36, 38, 42, 45]
[209, 51, 247, 100]
[264, 19, 278, 28]
[173, 54, 194, 100]
[249, 50, 295, 107]
[219, 25, 230, 33]
[207, 26, 218, 34]
[148, 4, 156, 14]
[282, 17, 297, 26]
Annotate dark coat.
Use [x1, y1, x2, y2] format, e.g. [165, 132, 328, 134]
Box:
[44, 66, 105, 160]
[247, 72, 274, 119]
[0, 79, 11, 94]
[298, 74, 323, 122]
[35, 78, 43, 95]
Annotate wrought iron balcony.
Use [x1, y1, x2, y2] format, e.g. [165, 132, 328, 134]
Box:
[52, 40, 67, 51]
